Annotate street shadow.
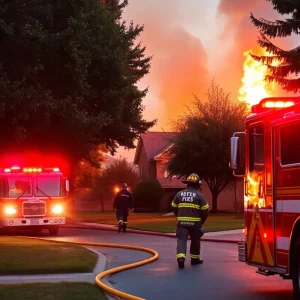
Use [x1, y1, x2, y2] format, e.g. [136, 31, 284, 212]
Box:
[0, 228, 49, 237]
[247, 290, 293, 300]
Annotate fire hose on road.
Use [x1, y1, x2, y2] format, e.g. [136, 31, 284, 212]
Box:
[20, 236, 158, 300]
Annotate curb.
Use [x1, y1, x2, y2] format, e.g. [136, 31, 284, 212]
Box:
[61, 224, 239, 244]
[85, 247, 119, 300]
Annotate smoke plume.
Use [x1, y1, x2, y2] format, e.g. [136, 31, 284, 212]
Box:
[123, 1, 209, 130]
[216, 0, 294, 100]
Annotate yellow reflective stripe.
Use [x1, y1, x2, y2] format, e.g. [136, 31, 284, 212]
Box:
[178, 203, 200, 209]
[190, 254, 199, 259]
[177, 217, 201, 221]
[201, 204, 209, 210]
[171, 202, 178, 207]
[177, 253, 186, 258]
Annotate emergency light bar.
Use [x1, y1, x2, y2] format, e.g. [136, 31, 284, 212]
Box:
[251, 97, 300, 113]
[3, 167, 60, 173]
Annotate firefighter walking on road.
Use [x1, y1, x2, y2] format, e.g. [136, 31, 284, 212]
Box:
[171, 173, 209, 268]
[113, 183, 133, 233]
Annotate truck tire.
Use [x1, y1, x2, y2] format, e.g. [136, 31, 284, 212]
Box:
[292, 237, 300, 299]
[48, 225, 59, 236]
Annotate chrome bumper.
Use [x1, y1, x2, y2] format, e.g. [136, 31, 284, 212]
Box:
[0, 217, 66, 227]
[238, 240, 247, 262]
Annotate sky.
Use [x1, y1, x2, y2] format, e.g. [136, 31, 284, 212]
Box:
[114, 0, 296, 162]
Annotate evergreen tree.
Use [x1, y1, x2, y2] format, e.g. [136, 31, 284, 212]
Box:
[250, 0, 300, 93]
[100, 0, 128, 20]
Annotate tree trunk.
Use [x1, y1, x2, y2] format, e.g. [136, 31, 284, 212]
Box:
[210, 192, 219, 213]
[100, 191, 105, 211]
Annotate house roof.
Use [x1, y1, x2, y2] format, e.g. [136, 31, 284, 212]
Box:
[134, 131, 176, 164]
[156, 177, 185, 189]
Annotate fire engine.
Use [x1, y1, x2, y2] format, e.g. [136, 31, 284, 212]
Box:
[0, 164, 69, 236]
[229, 96, 300, 298]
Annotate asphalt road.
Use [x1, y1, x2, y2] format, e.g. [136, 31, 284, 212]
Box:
[36, 227, 294, 300]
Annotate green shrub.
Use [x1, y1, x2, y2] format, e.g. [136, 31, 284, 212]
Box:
[132, 180, 164, 212]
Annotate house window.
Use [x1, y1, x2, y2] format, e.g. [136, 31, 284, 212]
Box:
[280, 122, 300, 165]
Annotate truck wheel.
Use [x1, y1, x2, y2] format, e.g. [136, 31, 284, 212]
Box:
[292, 238, 300, 299]
[48, 226, 59, 236]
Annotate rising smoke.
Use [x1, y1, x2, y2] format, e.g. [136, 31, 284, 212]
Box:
[123, 1, 209, 130]
[217, 0, 294, 100]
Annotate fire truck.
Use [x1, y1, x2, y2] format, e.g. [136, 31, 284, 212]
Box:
[229, 96, 300, 298]
[0, 164, 69, 236]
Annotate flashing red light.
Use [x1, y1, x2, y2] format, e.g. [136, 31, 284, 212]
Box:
[4, 168, 11, 173]
[23, 168, 42, 173]
[251, 97, 298, 114]
[53, 168, 60, 172]
[11, 166, 20, 170]
[263, 233, 268, 239]
[262, 100, 294, 108]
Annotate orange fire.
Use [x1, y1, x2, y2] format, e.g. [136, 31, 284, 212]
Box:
[238, 49, 279, 107]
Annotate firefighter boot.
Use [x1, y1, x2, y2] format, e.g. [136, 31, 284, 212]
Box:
[191, 258, 203, 265]
[177, 258, 185, 269]
[118, 221, 123, 233]
[122, 222, 127, 233]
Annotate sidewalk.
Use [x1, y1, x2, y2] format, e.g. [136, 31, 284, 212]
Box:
[63, 222, 244, 242]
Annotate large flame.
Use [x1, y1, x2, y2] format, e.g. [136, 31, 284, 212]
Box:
[238, 49, 279, 107]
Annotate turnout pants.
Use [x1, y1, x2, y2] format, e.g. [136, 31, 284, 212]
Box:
[116, 211, 129, 230]
[176, 226, 202, 260]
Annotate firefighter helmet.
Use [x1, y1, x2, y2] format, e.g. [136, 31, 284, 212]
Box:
[122, 183, 128, 189]
[182, 173, 202, 185]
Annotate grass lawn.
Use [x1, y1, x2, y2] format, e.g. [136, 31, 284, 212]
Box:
[0, 283, 107, 300]
[0, 237, 98, 275]
[68, 211, 244, 233]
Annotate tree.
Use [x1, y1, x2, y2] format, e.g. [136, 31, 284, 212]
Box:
[74, 145, 108, 189]
[166, 80, 249, 213]
[132, 180, 164, 212]
[0, 0, 155, 176]
[250, 0, 300, 93]
[94, 157, 139, 210]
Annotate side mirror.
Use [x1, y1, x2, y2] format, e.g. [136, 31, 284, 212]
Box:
[66, 180, 69, 192]
[229, 132, 245, 177]
[62, 177, 69, 197]
[229, 137, 239, 170]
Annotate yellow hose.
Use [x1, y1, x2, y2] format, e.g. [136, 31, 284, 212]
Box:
[19, 236, 159, 300]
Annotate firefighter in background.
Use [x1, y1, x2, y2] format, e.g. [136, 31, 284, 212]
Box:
[113, 183, 133, 233]
[171, 173, 209, 268]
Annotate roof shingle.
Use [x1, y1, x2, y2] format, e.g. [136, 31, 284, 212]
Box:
[139, 131, 175, 160]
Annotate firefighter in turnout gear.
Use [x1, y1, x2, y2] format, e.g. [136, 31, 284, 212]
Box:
[171, 173, 209, 268]
[113, 183, 133, 233]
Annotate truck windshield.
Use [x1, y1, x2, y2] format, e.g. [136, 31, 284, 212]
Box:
[34, 176, 61, 197]
[1, 176, 32, 198]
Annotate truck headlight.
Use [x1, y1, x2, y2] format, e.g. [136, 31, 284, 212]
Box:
[51, 204, 63, 214]
[4, 206, 17, 215]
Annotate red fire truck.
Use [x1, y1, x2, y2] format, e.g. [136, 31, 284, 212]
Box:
[230, 96, 300, 298]
[0, 164, 69, 236]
